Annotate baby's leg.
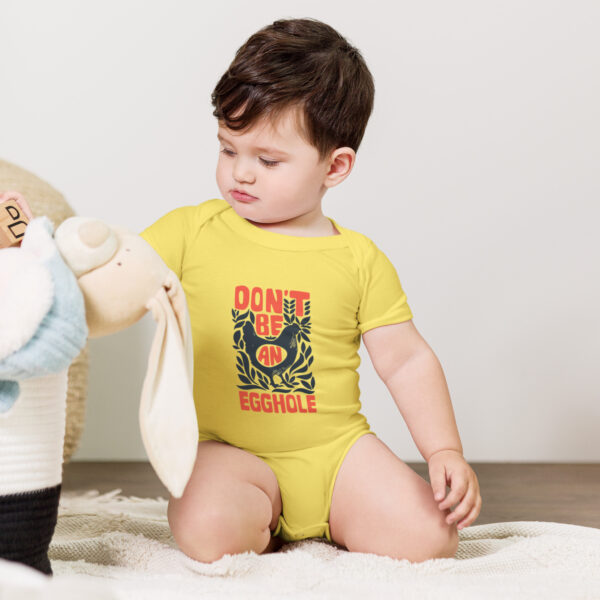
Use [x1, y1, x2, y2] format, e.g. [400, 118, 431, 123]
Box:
[168, 440, 283, 563]
[328, 433, 458, 562]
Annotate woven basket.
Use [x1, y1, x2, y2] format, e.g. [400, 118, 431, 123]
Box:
[0, 158, 88, 463]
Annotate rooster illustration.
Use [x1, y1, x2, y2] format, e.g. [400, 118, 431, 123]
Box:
[242, 321, 301, 387]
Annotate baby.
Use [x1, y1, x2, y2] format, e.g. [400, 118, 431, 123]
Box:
[141, 18, 481, 563]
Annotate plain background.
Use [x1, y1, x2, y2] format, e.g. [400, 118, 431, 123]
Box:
[1, 0, 598, 461]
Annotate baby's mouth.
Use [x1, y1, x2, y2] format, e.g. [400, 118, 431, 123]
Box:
[231, 189, 258, 203]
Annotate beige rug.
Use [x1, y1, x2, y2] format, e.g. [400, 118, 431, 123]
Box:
[1, 489, 599, 599]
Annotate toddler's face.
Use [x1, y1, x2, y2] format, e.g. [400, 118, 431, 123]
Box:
[216, 107, 332, 229]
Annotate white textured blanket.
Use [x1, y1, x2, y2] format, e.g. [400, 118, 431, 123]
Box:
[1, 490, 599, 599]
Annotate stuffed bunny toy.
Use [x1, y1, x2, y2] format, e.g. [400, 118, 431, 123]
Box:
[0, 216, 198, 575]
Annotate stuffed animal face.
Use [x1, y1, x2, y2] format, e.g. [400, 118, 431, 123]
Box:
[55, 218, 170, 337]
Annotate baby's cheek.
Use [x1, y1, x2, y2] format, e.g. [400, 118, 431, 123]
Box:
[215, 159, 228, 184]
[276, 175, 303, 200]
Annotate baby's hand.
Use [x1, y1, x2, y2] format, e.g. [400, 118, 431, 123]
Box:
[427, 449, 481, 530]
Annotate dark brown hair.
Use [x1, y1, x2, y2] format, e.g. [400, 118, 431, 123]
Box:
[211, 18, 375, 160]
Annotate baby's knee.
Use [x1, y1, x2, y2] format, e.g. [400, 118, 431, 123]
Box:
[418, 507, 459, 560]
[389, 514, 458, 563]
[432, 521, 459, 559]
[167, 490, 271, 563]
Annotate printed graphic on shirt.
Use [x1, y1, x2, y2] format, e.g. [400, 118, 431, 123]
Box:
[232, 285, 317, 414]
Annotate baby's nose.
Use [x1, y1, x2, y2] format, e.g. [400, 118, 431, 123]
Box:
[233, 158, 256, 184]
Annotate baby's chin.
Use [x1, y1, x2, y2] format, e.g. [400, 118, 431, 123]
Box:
[223, 197, 293, 226]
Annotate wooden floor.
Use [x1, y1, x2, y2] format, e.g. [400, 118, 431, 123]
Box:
[62, 462, 600, 529]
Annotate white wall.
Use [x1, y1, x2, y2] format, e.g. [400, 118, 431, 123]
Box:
[2, 0, 599, 461]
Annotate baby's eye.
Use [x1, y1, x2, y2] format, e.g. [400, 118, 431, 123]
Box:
[259, 157, 280, 168]
[220, 148, 235, 157]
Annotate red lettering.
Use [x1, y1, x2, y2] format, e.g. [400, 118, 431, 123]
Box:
[273, 394, 286, 413]
[257, 345, 285, 367]
[249, 392, 260, 411]
[256, 313, 269, 335]
[261, 393, 273, 412]
[285, 394, 297, 413]
[266, 288, 283, 313]
[257, 346, 269, 365]
[251, 287, 263, 312]
[270, 314, 283, 335]
[240, 391, 316, 414]
[270, 346, 282, 365]
[234, 285, 250, 310]
[296, 394, 307, 413]
[288, 290, 310, 316]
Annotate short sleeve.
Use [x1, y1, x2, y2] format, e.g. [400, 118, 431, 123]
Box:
[139, 206, 197, 279]
[357, 238, 413, 335]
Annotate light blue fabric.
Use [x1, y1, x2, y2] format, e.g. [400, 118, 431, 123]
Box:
[0, 217, 88, 412]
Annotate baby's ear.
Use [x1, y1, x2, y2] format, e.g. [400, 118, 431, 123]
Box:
[324, 147, 356, 188]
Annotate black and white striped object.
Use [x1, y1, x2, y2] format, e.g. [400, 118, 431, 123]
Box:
[0, 372, 70, 575]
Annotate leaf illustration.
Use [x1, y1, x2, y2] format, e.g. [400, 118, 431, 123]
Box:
[240, 351, 251, 375]
[289, 354, 304, 373]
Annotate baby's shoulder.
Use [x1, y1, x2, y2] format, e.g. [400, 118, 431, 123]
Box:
[168, 198, 229, 230]
[184, 198, 229, 222]
[333, 221, 379, 255]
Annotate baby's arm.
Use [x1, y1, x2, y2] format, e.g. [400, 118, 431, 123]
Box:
[362, 319, 461, 460]
[362, 320, 481, 529]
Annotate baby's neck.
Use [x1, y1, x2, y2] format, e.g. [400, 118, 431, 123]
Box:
[247, 217, 339, 238]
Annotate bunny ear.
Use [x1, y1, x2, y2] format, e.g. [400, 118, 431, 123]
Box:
[163, 271, 193, 389]
[139, 282, 198, 498]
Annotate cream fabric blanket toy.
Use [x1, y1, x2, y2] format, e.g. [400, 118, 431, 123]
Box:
[0, 215, 198, 574]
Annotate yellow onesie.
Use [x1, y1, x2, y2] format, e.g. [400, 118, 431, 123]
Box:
[140, 199, 413, 543]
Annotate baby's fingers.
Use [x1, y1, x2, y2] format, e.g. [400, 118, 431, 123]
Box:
[429, 463, 448, 502]
[438, 477, 468, 511]
[456, 494, 482, 530]
[445, 485, 475, 524]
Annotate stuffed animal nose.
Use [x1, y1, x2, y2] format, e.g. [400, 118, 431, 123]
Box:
[79, 221, 111, 248]
[55, 217, 118, 277]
